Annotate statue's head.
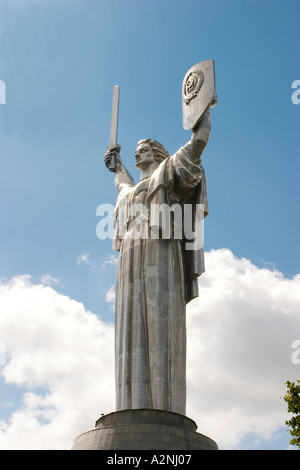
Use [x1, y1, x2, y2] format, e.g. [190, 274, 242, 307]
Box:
[135, 138, 170, 171]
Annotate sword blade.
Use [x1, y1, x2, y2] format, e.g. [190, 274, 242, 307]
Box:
[110, 85, 120, 146]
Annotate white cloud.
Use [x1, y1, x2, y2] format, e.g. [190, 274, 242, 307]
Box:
[0, 250, 299, 449]
[0, 341, 5, 365]
[0, 275, 114, 450]
[77, 252, 118, 275]
[101, 254, 119, 269]
[39, 274, 61, 287]
[186, 249, 300, 449]
[77, 251, 92, 266]
[105, 285, 115, 304]
[76, 251, 98, 272]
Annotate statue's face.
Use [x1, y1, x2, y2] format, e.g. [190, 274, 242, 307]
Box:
[135, 143, 156, 170]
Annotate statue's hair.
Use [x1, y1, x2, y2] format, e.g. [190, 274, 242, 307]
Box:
[138, 138, 170, 163]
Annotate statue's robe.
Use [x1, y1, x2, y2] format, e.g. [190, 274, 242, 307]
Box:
[113, 139, 208, 415]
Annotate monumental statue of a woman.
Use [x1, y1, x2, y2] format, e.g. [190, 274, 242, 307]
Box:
[104, 104, 212, 417]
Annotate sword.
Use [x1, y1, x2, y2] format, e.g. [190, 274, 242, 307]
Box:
[108, 85, 120, 172]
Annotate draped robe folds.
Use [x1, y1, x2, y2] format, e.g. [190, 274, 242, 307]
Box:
[113, 139, 208, 415]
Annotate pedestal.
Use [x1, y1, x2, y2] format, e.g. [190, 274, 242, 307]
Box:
[71, 409, 218, 450]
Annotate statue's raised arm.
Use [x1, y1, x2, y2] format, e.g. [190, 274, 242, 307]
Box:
[105, 144, 135, 194]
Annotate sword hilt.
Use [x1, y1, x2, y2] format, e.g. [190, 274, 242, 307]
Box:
[105, 144, 121, 173]
[108, 154, 116, 172]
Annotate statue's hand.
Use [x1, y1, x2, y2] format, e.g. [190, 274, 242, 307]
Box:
[105, 144, 121, 172]
[191, 108, 211, 143]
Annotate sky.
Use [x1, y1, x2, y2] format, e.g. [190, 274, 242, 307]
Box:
[0, 0, 299, 451]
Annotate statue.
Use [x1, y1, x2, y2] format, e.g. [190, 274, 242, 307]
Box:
[71, 61, 219, 451]
[104, 60, 217, 416]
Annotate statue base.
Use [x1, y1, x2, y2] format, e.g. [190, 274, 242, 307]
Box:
[71, 409, 218, 450]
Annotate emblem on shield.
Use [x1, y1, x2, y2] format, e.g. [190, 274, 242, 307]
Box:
[183, 70, 205, 105]
[182, 60, 217, 130]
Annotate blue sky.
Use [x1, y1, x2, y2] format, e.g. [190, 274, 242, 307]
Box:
[0, 0, 299, 450]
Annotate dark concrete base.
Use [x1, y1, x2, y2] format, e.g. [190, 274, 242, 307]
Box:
[71, 409, 218, 450]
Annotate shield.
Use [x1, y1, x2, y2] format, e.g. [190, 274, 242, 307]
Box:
[182, 60, 217, 130]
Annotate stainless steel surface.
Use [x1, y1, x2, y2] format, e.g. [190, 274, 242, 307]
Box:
[72, 409, 218, 450]
[182, 60, 217, 130]
[103, 63, 217, 416]
[111, 111, 211, 415]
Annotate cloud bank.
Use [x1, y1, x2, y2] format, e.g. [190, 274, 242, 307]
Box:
[0, 249, 299, 449]
[186, 249, 300, 448]
[0, 275, 114, 450]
